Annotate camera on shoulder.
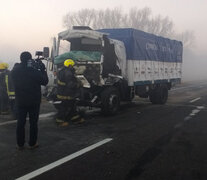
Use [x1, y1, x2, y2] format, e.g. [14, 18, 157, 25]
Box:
[27, 48, 49, 71]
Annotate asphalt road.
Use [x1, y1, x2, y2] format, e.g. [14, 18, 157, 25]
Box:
[1, 80, 207, 180]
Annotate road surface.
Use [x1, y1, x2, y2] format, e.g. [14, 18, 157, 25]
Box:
[1, 80, 207, 180]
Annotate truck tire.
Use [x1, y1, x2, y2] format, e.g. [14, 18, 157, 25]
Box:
[158, 86, 168, 104]
[149, 90, 158, 104]
[149, 86, 168, 104]
[101, 87, 120, 115]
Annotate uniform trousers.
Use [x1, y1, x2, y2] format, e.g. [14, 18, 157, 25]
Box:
[56, 99, 77, 122]
[16, 104, 40, 147]
[0, 94, 9, 114]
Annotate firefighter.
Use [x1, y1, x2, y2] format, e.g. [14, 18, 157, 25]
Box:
[56, 59, 84, 126]
[0, 63, 9, 115]
[3, 63, 16, 118]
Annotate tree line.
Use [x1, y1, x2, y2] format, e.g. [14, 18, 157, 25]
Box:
[63, 7, 194, 48]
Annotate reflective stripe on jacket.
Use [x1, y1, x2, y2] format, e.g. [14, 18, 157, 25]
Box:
[5, 74, 15, 96]
[57, 80, 66, 86]
[57, 95, 73, 100]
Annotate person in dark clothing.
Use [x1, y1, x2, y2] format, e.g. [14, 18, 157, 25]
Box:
[11, 51, 48, 150]
[3, 63, 16, 118]
[0, 63, 9, 114]
[56, 59, 84, 126]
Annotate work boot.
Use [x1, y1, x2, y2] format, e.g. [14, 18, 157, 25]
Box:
[16, 145, 24, 151]
[59, 122, 69, 127]
[73, 118, 85, 124]
[71, 115, 80, 121]
[28, 143, 39, 150]
[56, 118, 64, 123]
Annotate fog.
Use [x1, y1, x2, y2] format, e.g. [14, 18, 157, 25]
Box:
[183, 50, 207, 82]
[1, 0, 207, 82]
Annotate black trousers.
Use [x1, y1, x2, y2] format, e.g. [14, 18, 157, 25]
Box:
[9, 99, 17, 119]
[0, 94, 9, 114]
[56, 100, 77, 122]
[16, 104, 40, 147]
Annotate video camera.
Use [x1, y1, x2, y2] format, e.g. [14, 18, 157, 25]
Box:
[35, 51, 44, 61]
[35, 47, 49, 60]
[27, 47, 50, 71]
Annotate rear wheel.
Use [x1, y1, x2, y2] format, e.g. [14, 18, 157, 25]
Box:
[101, 87, 120, 115]
[149, 86, 168, 104]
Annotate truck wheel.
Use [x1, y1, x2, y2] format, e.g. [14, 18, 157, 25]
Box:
[149, 90, 158, 104]
[149, 86, 168, 104]
[101, 87, 120, 115]
[158, 86, 168, 104]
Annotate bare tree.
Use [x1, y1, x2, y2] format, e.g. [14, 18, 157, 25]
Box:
[63, 9, 96, 29]
[63, 7, 194, 48]
[63, 7, 125, 29]
[175, 30, 195, 48]
[63, 7, 174, 36]
[94, 8, 124, 29]
[126, 7, 151, 31]
[147, 16, 174, 37]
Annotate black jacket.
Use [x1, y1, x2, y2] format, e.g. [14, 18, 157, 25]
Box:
[5, 70, 15, 97]
[57, 66, 79, 99]
[11, 62, 48, 106]
[0, 70, 7, 98]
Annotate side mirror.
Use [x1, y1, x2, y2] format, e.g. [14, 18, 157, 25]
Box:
[43, 47, 49, 58]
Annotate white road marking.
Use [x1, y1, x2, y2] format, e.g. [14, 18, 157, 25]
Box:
[197, 106, 205, 110]
[190, 109, 200, 116]
[174, 123, 183, 129]
[190, 97, 201, 103]
[39, 112, 56, 118]
[0, 112, 56, 126]
[184, 116, 191, 121]
[180, 105, 204, 127]
[16, 138, 113, 180]
[171, 82, 207, 92]
[0, 120, 17, 126]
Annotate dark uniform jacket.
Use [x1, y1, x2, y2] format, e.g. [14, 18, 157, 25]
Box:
[0, 70, 8, 99]
[11, 63, 48, 106]
[57, 66, 79, 100]
[5, 70, 15, 98]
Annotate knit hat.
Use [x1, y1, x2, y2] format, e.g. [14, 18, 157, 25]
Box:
[20, 51, 32, 62]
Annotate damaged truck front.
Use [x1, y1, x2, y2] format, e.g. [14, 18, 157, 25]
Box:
[46, 27, 183, 115]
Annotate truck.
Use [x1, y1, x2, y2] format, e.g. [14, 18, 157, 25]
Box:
[45, 26, 183, 115]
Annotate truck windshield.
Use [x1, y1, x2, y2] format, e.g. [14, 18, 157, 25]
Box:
[69, 38, 102, 52]
[54, 50, 102, 65]
[55, 38, 102, 65]
[59, 40, 70, 55]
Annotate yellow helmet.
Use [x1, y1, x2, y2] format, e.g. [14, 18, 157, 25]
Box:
[64, 59, 75, 67]
[0, 63, 6, 70]
[2, 63, 9, 69]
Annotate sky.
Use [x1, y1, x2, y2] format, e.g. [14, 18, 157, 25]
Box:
[0, 0, 207, 66]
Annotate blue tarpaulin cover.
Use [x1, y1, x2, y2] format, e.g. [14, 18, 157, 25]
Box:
[98, 28, 183, 62]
